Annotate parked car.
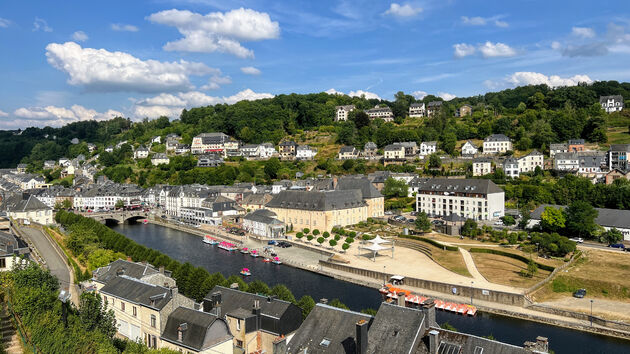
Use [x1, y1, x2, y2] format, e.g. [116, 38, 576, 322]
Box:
[268, 240, 278, 245]
[573, 289, 587, 298]
[569, 237, 584, 243]
[494, 221, 503, 226]
[609, 243, 625, 250]
[385, 211, 393, 215]
[407, 219, 415, 223]
[277, 241, 292, 248]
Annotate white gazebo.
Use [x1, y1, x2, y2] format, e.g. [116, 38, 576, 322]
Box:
[358, 235, 395, 261]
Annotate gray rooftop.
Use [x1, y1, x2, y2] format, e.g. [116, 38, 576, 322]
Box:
[266, 190, 366, 211]
[336, 176, 383, 199]
[484, 134, 510, 142]
[530, 204, 630, 230]
[415, 178, 504, 195]
[366, 302, 426, 354]
[161, 307, 232, 351]
[93, 259, 160, 284]
[99, 275, 173, 310]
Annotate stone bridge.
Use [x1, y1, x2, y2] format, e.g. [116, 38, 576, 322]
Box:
[81, 210, 150, 224]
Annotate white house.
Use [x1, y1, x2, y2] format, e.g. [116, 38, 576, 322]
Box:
[419, 141, 437, 157]
[175, 144, 190, 155]
[151, 153, 170, 166]
[483, 134, 512, 154]
[549, 143, 568, 158]
[59, 157, 71, 167]
[1, 231, 30, 272]
[554, 152, 579, 171]
[296, 145, 317, 160]
[242, 209, 285, 238]
[415, 178, 505, 220]
[517, 150, 543, 173]
[461, 141, 479, 156]
[600, 95, 624, 113]
[134, 146, 149, 159]
[259, 143, 277, 158]
[105, 146, 114, 153]
[151, 136, 161, 144]
[409, 103, 425, 118]
[365, 106, 394, 122]
[2, 193, 54, 225]
[335, 105, 355, 122]
[383, 144, 405, 160]
[472, 158, 492, 176]
[338, 146, 359, 160]
[503, 157, 519, 178]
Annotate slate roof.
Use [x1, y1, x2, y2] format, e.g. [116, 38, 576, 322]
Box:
[609, 144, 630, 152]
[410, 103, 425, 108]
[0, 231, 29, 257]
[366, 106, 393, 114]
[161, 307, 232, 352]
[530, 204, 630, 230]
[1, 193, 52, 212]
[93, 259, 159, 284]
[473, 157, 492, 164]
[339, 146, 357, 154]
[196, 132, 230, 144]
[336, 105, 355, 110]
[504, 157, 518, 166]
[415, 178, 504, 195]
[428, 329, 529, 354]
[366, 302, 426, 354]
[243, 209, 283, 225]
[241, 193, 272, 206]
[599, 95, 624, 103]
[384, 144, 405, 152]
[286, 303, 374, 354]
[427, 101, 443, 107]
[99, 275, 172, 310]
[421, 141, 437, 147]
[484, 134, 510, 142]
[364, 142, 377, 150]
[568, 139, 585, 145]
[336, 177, 383, 199]
[266, 190, 366, 211]
[279, 141, 298, 147]
[550, 143, 568, 150]
[204, 286, 296, 321]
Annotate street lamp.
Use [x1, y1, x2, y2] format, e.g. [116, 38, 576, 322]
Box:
[470, 281, 474, 305]
[383, 266, 387, 285]
[590, 299, 594, 327]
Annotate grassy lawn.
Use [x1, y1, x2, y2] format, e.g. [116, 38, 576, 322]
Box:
[607, 127, 630, 144]
[470, 252, 551, 288]
[396, 236, 471, 277]
[533, 249, 630, 303]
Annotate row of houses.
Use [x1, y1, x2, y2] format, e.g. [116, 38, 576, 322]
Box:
[334, 101, 472, 122]
[472, 151, 544, 178]
[90, 258, 549, 354]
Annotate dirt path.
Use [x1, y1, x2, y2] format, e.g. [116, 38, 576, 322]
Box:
[459, 248, 488, 283]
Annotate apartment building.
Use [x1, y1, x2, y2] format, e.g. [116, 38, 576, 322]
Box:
[335, 105, 355, 121]
[483, 134, 512, 154]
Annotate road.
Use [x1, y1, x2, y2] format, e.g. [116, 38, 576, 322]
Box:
[19, 227, 71, 291]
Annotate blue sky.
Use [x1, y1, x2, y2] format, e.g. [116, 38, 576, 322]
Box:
[0, 0, 629, 129]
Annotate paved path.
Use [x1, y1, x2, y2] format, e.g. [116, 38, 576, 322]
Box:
[458, 248, 488, 283]
[19, 227, 71, 291]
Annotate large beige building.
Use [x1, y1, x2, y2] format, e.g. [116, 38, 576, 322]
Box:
[1, 193, 53, 225]
[335, 176, 385, 218]
[265, 190, 368, 232]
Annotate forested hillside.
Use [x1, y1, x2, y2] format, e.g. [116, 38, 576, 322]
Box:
[3, 81, 630, 169]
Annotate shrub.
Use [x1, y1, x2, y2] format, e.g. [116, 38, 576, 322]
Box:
[399, 235, 458, 251]
[313, 229, 320, 236]
[296, 232, 304, 239]
[317, 237, 325, 245]
[342, 243, 350, 251]
[329, 240, 337, 247]
[303, 228, 310, 234]
[334, 235, 341, 241]
[322, 231, 330, 238]
[345, 237, 354, 244]
[469, 248, 555, 271]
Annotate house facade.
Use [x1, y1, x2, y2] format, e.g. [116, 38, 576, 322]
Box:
[191, 133, 232, 155]
[608, 144, 630, 171]
[549, 143, 568, 158]
[278, 141, 298, 159]
[426, 101, 442, 117]
[242, 209, 285, 238]
[151, 153, 170, 166]
[365, 106, 394, 122]
[338, 146, 359, 160]
[504, 158, 519, 178]
[363, 142, 378, 158]
[335, 105, 355, 121]
[472, 158, 492, 176]
[600, 95, 624, 113]
[483, 134, 512, 154]
[409, 103, 425, 117]
[296, 145, 317, 160]
[383, 144, 405, 160]
[419, 141, 437, 157]
[461, 141, 478, 156]
[517, 150, 543, 173]
[455, 104, 472, 117]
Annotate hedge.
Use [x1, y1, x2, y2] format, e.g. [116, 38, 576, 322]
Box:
[399, 235, 458, 251]
[468, 248, 555, 271]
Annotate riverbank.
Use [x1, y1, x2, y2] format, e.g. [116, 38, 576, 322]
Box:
[146, 219, 630, 341]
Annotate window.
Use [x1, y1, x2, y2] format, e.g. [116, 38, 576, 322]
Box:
[151, 315, 156, 328]
[236, 319, 241, 331]
[0, 258, 5, 269]
[133, 306, 137, 317]
[236, 340, 244, 348]
[121, 302, 125, 311]
[103, 296, 108, 305]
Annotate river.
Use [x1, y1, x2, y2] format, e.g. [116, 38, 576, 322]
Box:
[111, 222, 630, 354]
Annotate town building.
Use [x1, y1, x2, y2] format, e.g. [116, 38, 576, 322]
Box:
[87, 143, 96, 153]
[338, 146, 359, 160]
[43, 160, 56, 169]
[554, 152, 579, 171]
[549, 143, 568, 158]
[240, 193, 273, 211]
[197, 154, 224, 167]
[175, 144, 190, 155]
[365, 106, 394, 122]
[160, 307, 233, 353]
[16, 164, 27, 173]
[415, 178, 505, 220]
[0, 231, 29, 271]
[134, 146, 149, 159]
[383, 144, 405, 161]
[151, 153, 170, 166]
[517, 150, 543, 173]
[1, 193, 53, 225]
[483, 134, 512, 154]
[529, 205, 630, 241]
[191, 133, 232, 155]
[363, 142, 378, 158]
[203, 286, 303, 353]
[296, 145, 317, 160]
[419, 141, 437, 157]
[472, 158, 492, 176]
[605, 169, 630, 185]
[408, 102, 425, 117]
[335, 105, 355, 121]
[105, 146, 114, 153]
[150, 136, 161, 144]
[567, 139, 585, 153]
[265, 190, 368, 232]
[504, 157, 519, 178]
[278, 141, 298, 159]
[461, 140, 479, 156]
[600, 95, 624, 113]
[608, 144, 630, 171]
[577, 152, 606, 173]
[336, 176, 385, 218]
[426, 101, 442, 117]
[59, 157, 71, 167]
[455, 104, 472, 117]
[242, 209, 285, 238]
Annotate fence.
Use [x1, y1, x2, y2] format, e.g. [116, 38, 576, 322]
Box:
[525, 250, 582, 296]
[4, 299, 39, 353]
[319, 260, 526, 306]
[527, 303, 630, 333]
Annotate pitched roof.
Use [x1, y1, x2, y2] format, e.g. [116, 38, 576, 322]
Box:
[609, 144, 630, 152]
[336, 177, 383, 199]
[99, 275, 172, 310]
[266, 190, 366, 211]
[599, 95, 623, 102]
[364, 142, 377, 150]
[93, 259, 159, 284]
[243, 209, 283, 225]
[366, 302, 426, 354]
[430, 329, 529, 354]
[161, 307, 232, 351]
[415, 178, 504, 195]
[530, 204, 630, 229]
[484, 134, 510, 142]
[286, 303, 373, 354]
[1, 193, 52, 212]
[339, 146, 357, 154]
[427, 101, 443, 107]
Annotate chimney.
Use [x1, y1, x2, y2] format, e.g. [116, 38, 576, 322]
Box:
[355, 320, 368, 354]
[421, 299, 436, 330]
[536, 336, 549, 353]
[273, 335, 287, 354]
[397, 292, 406, 308]
[116, 267, 125, 276]
[159, 266, 165, 274]
[230, 282, 239, 289]
[252, 300, 262, 330]
[319, 298, 328, 304]
[428, 330, 439, 354]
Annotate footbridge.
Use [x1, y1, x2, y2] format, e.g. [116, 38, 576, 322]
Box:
[81, 210, 150, 224]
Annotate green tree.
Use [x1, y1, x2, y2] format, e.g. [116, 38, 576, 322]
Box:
[540, 207, 566, 233]
[527, 260, 538, 277]
[428, 153, 442, 168]
[271, 284, 296, 303]
[115, 200, 125, 209]
[414, 212, 431, 232]
[312, 229, 320, 236]
[328, 298, 349, 310]
[501, 215, 516, 226]
[382, 177, 408, 198]
[264, 158, 281, 179]
[461, 219, 478, 237]
[352, 111, 371, 129]
[329, 239, 337, 247]
[54, 201, 63, 210]
[296, 232, 304, 239]
[297, 295, 316, 319]
[79, 292, 117, 338]
[601, 228, 623, 245]
[564, 201, 598, 239]
[307, 235, 314, 242]
[342, 243, 350, 252]
[322, 231, 330, 238]
[317, 236, 325, 245]
[303, 228, 310, 234]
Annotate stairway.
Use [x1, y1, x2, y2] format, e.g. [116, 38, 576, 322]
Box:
[1, 307, 21, 354]
[394, 239, 434, 260]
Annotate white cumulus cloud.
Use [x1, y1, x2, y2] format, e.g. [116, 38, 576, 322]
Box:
[325, 88, 343, 95]
[72, 31, 88, 42]
[12, 105, 122, 128]
[412, 90, 427, 99]
[572, 26, 595, 38]
[33, 17, 52, 32]
[133, 89, 274, 119]
[111, 23, 139, 32]
[348, 90, 382, 100]
[0, 109, 8, 117]
[200, 74, 232, 91]
[453, 43, 476, 58]
[45, 42, 221, 93]
[438, 92, 456, 101]
[384, 3, 423, 17]
[461, 15, 508, 28]
[240, 66, 261, 75]
[478, 41, 516, 58]
[147, 8, 280, 58]
[507, 72, 593, 88]
[0, 17, 10, 28]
